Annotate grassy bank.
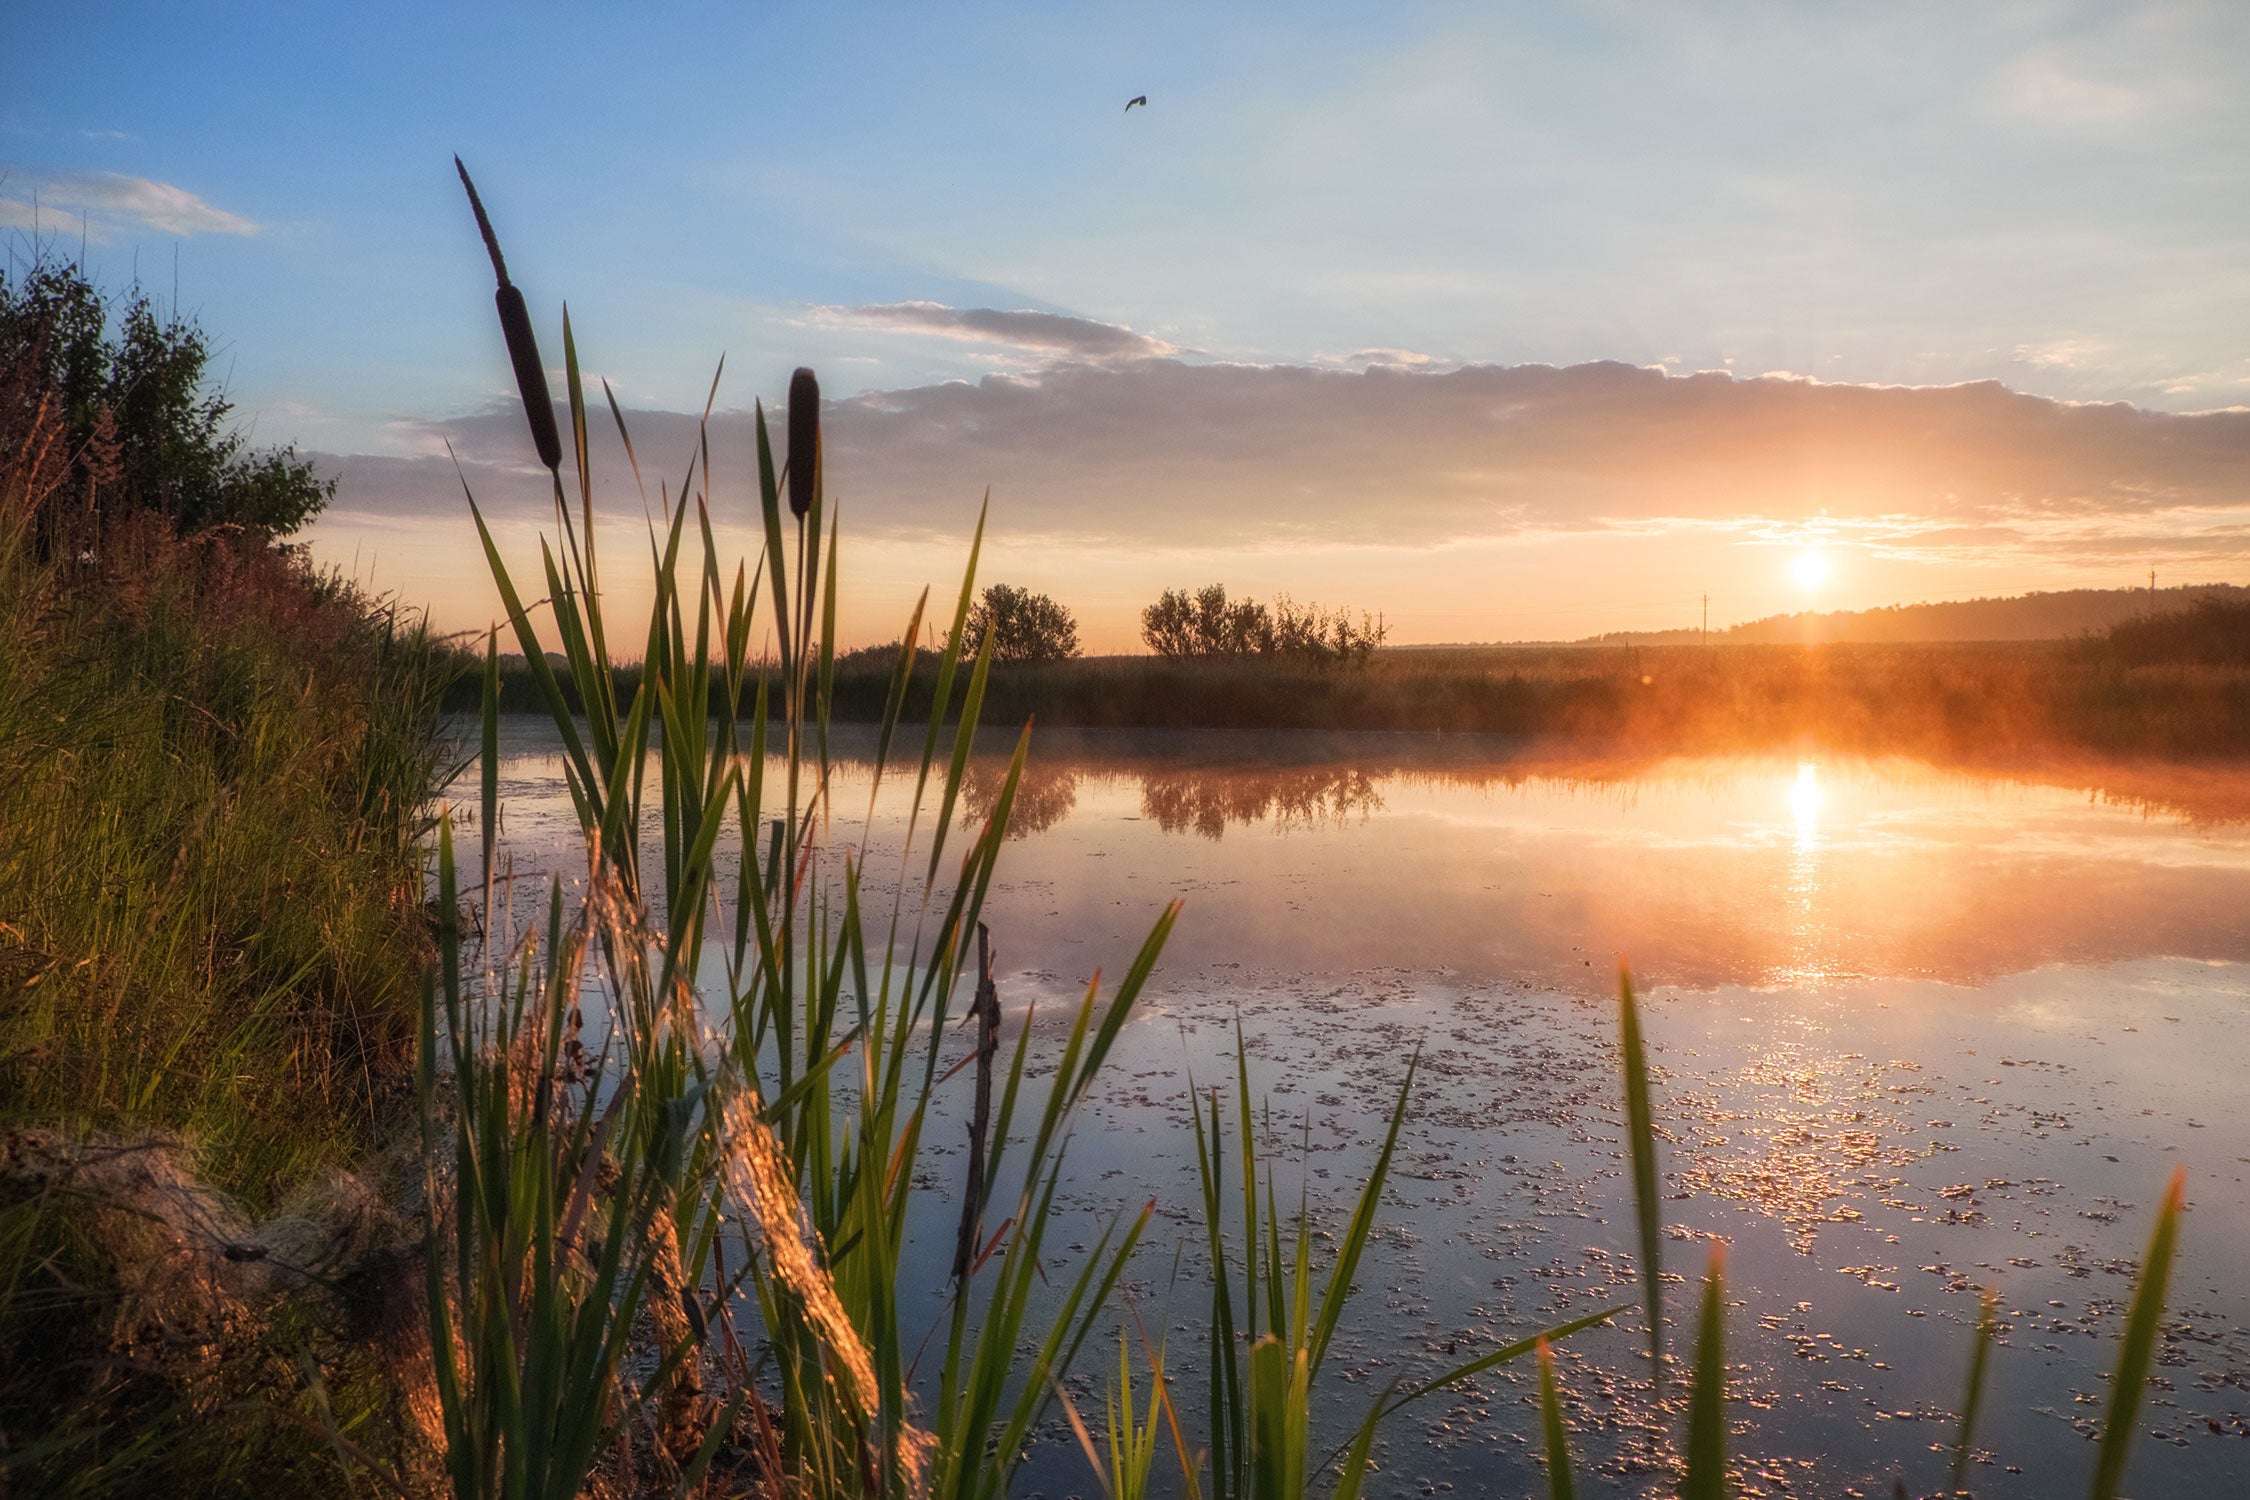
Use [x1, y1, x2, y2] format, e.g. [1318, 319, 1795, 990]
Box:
[469, 636, 2250, 758]
[0, 526, 454, 1189]
[0, 301, 461, 1488]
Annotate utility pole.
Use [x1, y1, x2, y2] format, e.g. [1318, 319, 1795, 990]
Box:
[2149, 567, 2157, 599]
[1701, 592, 1709, 647]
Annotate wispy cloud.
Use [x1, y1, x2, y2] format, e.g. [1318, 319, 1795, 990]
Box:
[0, 172, 258, 240]
[2013, 338, 2110, 370]
[808, 301, 1173, 363]
[1990, 52, 2154, 126]
[1337, 348, 1438, 370]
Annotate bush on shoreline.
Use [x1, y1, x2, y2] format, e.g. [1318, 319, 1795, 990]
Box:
[963, 582, 1081, 663]
[1141, 582, 1387, 666]
[0, 258, 334, 543]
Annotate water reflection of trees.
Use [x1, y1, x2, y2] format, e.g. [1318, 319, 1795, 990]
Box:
[1140, 765, 1383, 839]
[957, 757, 1385, 839]
[928, 732, 2250, 844]
[961, 760, 1082, 837]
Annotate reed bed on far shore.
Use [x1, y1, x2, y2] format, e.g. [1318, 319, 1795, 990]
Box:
[466, 636, 2250, 760]
[852, 640, 2250, 758]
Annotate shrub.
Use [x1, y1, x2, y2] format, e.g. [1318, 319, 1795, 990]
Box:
[963, 582, 1081, 663]
[1140, 583, 1270, 656]
[834, 638, 938, 676]
[1141, 582, 1388, 665]
[0, 257, 332, 541]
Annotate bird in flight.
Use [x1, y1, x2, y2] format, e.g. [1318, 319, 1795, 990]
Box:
[1125, 95, 1148, 112]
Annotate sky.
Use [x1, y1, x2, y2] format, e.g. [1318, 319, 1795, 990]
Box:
[6, 0, 2250, 648]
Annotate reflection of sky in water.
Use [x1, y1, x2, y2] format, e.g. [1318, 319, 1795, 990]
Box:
[469, 719, 2250, 1495]
[472, 721, 2250, 996]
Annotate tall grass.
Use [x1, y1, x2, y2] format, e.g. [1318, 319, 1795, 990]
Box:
[1177, 1032, 1624, 1500]
[0, 523, 453, 1192]
[429, 162, 1196, 1498]
[0, 336, 461, 1487]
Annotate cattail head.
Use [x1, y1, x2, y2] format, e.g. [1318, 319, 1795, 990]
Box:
[786, 367, 819, 519]
[455, 156, 561, 473]
[455, 155, 510, 287]
[494, 284, 562, 472]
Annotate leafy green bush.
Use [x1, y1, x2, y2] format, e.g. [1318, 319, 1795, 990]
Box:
[963, 582, 1081, 663]
[0, 257, 332, 540]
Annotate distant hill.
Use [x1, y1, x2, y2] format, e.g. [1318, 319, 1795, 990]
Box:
[1573, 583, 2250, 646]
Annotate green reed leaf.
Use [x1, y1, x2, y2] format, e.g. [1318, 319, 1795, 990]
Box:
[1538, 1337, 1576, 1500]
[1618, 963, 1665, 1393]
[1949, 1286, 1999, 1496]
[2090, 1167, 2186, 1500]
[1682, 1242, 1728, 1500]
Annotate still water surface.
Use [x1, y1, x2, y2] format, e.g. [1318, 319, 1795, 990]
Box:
[481, 720, 2250, 1497]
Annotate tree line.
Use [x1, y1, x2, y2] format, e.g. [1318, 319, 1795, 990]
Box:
[903, 581, 1389, 667]
[1140, 583, 1388, 665]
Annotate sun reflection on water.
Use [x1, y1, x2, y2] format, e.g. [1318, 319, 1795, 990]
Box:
[1789, 760, 1823, 849]
[1782, 760, 1838, 985]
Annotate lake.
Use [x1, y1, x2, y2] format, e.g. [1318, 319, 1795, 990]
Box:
[476, 719, 2250, 1497]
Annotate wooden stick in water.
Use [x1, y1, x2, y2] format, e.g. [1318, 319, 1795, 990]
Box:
[953, 922, 1003, 1286]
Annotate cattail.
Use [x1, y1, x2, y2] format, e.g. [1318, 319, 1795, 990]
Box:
[454, 156, 562, 474]
[786, 366, 819, 519]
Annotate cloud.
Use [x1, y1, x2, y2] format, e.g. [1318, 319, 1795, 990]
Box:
[0, 172, 258, 240]
[316, 360, 2250, 561]
[2013, 338, 2109, 370]
[1341, 348, 1437, 370]
[1990, 52, 2153, 126]
[808, 301, 1172, 362]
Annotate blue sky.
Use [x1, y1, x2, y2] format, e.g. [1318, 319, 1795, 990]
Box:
[7, 2, 2250, 644]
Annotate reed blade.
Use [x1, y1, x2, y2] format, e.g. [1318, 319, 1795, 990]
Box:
[1948, 1285, 1999, 1496]
[1537, 1337, 1577, 1500]
[2090, 1167, 2187, 1500]
[480, 627, 498, 897]
[1617, 962, 1665, 1394]
[1682, 1243, 1728, 1500]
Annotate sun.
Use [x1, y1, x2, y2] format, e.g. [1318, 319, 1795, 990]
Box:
[1791, 549, 1831, 592]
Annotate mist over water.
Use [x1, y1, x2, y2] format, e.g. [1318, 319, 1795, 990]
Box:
[477, 719, 2250, 1495]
